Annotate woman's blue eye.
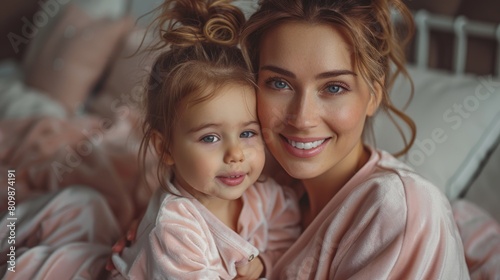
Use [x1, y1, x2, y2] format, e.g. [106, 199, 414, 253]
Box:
[266, 78, 290, 90]
[326, 85, 342, 94]
[201, 135, 219, 143]
[274, 80, 288, 89]
[240, 131, 256, 138]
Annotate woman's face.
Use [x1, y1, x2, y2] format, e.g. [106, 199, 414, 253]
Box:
[257, 21, 380, 180]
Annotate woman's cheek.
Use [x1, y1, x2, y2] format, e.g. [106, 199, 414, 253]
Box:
[330, 105, 366, 131]
[258, 97, 284, 141]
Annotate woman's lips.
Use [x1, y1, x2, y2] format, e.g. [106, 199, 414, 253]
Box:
[280, 135, 330, 158]
[216, 174, 246, 186]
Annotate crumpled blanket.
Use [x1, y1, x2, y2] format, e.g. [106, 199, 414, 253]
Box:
[0, 114, 157, 231]
[452, 199, 500, 279]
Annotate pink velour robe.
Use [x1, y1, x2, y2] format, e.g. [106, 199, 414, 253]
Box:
[271, 147, 470, 280]
[112, 177, 301, 279]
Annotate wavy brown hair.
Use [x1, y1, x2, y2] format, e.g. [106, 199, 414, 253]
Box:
[140, 0, 254, 190]
[240, 0, 416, 157]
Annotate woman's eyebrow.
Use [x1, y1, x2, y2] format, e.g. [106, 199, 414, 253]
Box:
[315, 70, 357, 79]
[260, 65, 296, 78]
[260, 65, 356, 79]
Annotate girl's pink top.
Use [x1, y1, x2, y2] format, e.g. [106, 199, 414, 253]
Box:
[272, 147, 470, 279]
[112, 177, 301, 279]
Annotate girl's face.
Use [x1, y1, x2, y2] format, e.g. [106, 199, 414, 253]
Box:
[165, 83, 265, 204]
[257, 22, 380, 180]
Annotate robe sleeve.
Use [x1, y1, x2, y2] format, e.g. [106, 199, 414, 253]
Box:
[143, 201, 226, 280]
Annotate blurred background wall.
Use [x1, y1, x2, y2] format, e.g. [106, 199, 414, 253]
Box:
[0, 0, 498, 74]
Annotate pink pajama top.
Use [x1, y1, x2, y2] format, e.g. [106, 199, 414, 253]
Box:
[272, 147, 470, 279]
[112, 177, 301, 279]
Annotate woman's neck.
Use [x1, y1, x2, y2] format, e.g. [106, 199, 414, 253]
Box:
[300, 142, 370, 228]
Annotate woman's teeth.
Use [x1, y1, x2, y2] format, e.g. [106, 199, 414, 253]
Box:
[288, 139, 325, 150]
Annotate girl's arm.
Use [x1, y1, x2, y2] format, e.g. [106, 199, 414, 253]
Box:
[144, 202, 227, 279]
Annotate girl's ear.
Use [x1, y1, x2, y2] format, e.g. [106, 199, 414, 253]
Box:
[366, 79, 383, 117]
[152, 131, 175, 166]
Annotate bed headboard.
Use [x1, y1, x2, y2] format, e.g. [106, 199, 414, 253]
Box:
[376, 9, 500, 206]
[395, 9, 500, 78]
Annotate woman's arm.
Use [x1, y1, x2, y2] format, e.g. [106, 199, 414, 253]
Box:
[257, 180, 302, 277]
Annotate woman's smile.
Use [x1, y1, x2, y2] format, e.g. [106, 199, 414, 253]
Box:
[279, 134, 332, 158]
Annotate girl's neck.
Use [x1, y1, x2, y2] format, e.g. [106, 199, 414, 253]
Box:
[172, 176, 243, 231]
[203, 198, 243, 232]
[300, 142, 370, 228]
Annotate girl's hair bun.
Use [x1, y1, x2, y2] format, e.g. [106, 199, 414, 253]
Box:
[158, 0, 245, 47]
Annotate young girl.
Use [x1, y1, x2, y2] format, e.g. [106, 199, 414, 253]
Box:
[111, 0, 301, 279]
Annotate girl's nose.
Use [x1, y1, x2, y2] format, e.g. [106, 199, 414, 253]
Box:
[224, 143, 245, 163]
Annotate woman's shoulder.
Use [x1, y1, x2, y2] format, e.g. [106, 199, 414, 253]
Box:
[366, 148, 443, 194]
[356, 147, 452, 220]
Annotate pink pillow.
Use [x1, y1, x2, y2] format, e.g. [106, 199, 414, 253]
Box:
[23, 3, 133, 115]
[96, 29, 159, 110]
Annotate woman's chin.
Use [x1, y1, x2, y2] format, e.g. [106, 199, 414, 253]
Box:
[278, 160, 324, 180]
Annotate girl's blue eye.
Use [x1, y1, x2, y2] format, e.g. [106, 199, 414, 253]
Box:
[240, 131, 256, 138]
[201, 135, 220, 143]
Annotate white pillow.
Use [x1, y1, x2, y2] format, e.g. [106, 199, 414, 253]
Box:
[373, 65, 500, 199]
[464, 141, 500, 222]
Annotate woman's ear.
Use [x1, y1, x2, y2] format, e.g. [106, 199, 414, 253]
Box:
[152, 131, 175, 166]
[366, 79, 383, 117]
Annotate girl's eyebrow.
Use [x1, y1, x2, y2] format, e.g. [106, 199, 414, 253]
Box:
[188, 121, 259, 133]
[188, 123, 220, 133]
[260, 65, 357, 79]
[244, 121, 261, 127]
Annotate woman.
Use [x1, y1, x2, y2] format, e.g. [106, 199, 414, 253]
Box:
[238, 0, 469, 278]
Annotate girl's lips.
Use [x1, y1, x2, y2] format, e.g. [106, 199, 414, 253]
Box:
[279, 134, 331, 158]
[216, 174, 246, 186]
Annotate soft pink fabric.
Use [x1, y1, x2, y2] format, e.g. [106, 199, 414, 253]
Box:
[113, 177, 301, 279]
[272, 147, 470, 279]
[0, 186, 120, 279]
[452, 199, 500, 279]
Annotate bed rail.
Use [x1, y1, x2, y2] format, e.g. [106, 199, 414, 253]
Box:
[395, 10, 500, 79]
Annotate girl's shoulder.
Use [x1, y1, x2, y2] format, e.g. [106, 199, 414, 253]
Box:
[146, 188, 205, 226]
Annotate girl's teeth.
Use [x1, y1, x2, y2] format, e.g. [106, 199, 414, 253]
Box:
[288, 139, 325, 150]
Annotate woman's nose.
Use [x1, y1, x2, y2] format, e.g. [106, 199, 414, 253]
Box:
[286, 91, 319, 130]
[223, 142, 245, 164]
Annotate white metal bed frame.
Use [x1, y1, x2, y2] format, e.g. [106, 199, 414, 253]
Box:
[405, 9, 500, 79]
